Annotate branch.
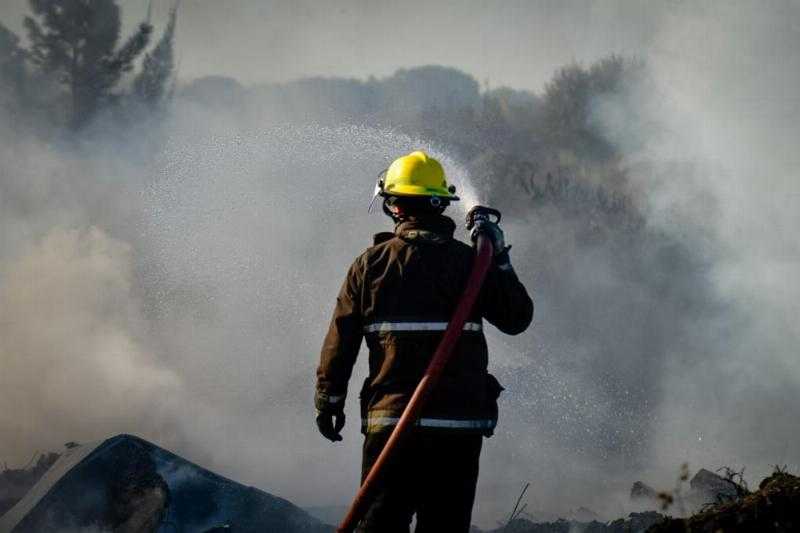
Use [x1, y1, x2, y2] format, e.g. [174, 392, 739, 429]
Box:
[103, 22, 152, 87]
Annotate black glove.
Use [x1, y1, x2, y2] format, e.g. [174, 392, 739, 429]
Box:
[470, 220, 512, 269]
[315, 390, 346, 442]
[316, 410, 345, 442]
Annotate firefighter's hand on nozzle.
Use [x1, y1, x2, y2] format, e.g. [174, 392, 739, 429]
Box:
[470, 219, 505, 252]
[316, 410, 345, 442]
[470, 220, 512, 268]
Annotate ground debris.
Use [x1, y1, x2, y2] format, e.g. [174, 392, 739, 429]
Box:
[486, 511, 664, 533]
[647, 470, 800, 532]
[0, 452, 60, 516]
[630, 466, 749, 514]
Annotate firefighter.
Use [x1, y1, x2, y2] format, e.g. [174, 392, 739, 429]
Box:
[315, 151, 533, 532]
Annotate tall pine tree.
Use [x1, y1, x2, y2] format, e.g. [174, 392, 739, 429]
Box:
[23, 0, 152, 129]
[133, 5, 177, 110]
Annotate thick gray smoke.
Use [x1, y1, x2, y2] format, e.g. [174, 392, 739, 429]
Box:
[626, 0, 800, 485]
[0, 114, 476, 509]
[1, 1, 799, 529]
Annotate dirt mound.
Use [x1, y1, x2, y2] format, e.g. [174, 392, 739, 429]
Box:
[648, 471, 800, 533]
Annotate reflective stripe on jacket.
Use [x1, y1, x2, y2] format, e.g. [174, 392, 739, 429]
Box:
[316, 215, 533, 435]
[364, 321, 482, 333]
[362, 412, 497, 433]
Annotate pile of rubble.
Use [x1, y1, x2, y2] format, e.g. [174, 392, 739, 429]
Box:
[0, 435, 331, 533]
[649, 470, 800, 533]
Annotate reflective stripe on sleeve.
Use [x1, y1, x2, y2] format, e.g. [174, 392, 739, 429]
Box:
[362, 416, 496, 431]
[316, 392, 345, 405]
[364, 321, 482, 334]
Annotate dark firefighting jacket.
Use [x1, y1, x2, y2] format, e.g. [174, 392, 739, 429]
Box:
[316, 215, 533, 435]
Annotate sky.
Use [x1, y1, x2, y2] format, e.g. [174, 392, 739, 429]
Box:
[2, 0, 667, 90]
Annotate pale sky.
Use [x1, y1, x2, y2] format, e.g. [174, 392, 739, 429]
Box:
[0, 0, 667, 91]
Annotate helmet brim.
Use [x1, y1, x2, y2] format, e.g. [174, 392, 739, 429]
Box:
[380, 188, 459, 201]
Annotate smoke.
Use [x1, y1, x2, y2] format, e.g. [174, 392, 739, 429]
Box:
[1, 1, 799, 529]
[0, 226, 180, 457]
[626, 0, 800, 479]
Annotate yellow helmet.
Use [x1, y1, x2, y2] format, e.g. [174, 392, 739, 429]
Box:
[377, 151, 459, 200]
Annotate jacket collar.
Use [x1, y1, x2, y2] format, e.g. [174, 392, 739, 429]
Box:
[394, 215, 456, 244]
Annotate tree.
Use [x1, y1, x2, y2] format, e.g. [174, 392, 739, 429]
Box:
[133, 5, 177, 110]
[381, 66, 481, 117]
[0, 23, 27, 113]
[541, 62, 597, 157]
[540, 55, 643, 162]
[23, 0, 152, 129]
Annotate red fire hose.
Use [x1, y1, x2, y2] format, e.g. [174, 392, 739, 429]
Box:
[337, 208, 497, 532]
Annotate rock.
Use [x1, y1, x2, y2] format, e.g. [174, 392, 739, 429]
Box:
[688, 468, 740, 504]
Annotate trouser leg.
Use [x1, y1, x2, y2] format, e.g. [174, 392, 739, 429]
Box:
[356, 430, 415, 533]
[414, 433, 483, 533]
[355, 431, 483, 533]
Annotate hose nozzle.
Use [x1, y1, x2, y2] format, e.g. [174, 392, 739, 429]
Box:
[465, 205, 501, 231]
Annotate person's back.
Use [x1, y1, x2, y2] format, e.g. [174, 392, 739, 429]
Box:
[315, 151, 533, 532]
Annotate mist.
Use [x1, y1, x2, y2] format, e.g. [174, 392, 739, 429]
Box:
[1, 1, 799, 529]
